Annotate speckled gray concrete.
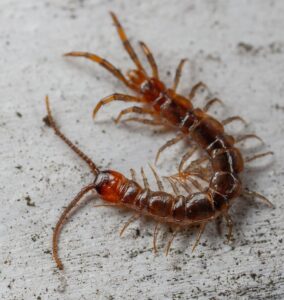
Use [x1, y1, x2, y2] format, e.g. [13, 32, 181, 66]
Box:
[1, 1, 284, 299]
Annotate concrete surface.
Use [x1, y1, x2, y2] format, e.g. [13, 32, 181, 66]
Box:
[0, 0, 284, 299]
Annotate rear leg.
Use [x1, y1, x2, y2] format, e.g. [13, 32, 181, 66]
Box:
[64, 52, 134, 89]
[139, 41, 159, 79]
[115, 106, 158, 124]
[93, 93, 142, 120]
[110, 12, 146, 74]
[155, 134, 185, 164]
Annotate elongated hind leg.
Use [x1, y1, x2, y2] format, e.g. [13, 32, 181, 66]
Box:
[242, 190, 274, 208]
[110, 12, 146, 74]
[222, 116, 247, 126]
[120, 214, 140, 237]
[204, 97, 224, 112]
[172, 59, 187, 92]
[192, 223, 206, 252]
[93, 93, 141, 119]
[64, 52, 133, 89]
[188, 81, 208, 100]
[155, 134, 185, 164]
[139, 41, 159, 79]
[115, 106, 158, 124]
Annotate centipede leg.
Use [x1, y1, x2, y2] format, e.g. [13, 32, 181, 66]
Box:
[124, 117, 167, 127]
[224, 213, 233, 242]
[115, 106, 157, 124]
[155, 134, 185, 164]
[178, 145, 198, 172]
[64, 52, 134, 89]
[149, 164, 164, 191]
[242, 190, 274, 208]
[172, 59, 187, 92]
[110, 12, 147, 75]
[141, 167, 150, 189]
[153, 223, 161, 253]
[203, 97, 224, 112]
[130, 168, 137, 182]
[120, 214, 140, 237]
[165, 177, 180, 195]
[222, 116, 247, 126]
[93, 93, 142, 119]
[139, 41, 159, 79]
[236, 134, 263, 144]
[165, 227, 179, 256]
[192, 223, 206, 252]
[245, 151, 273, 163]
[188, 81, 208, 100]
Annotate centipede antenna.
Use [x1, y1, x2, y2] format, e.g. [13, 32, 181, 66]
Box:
[52, 183, 95, 270]
[45, 96, 99, 176]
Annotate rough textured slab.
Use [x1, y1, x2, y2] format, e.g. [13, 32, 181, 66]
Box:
[0, 1, 283, 299]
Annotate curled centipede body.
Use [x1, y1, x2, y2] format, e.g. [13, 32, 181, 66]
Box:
[45, 96, 269, 271]
[64, 14, 274, 228]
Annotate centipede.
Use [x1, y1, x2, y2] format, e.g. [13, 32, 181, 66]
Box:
[48, 13, 274, 270]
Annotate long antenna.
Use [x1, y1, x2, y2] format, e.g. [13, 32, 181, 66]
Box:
[45, 96, 99, 175]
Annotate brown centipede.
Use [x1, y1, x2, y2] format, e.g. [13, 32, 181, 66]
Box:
[64, 15, 273, 200]
[45, 95, 272, 271]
